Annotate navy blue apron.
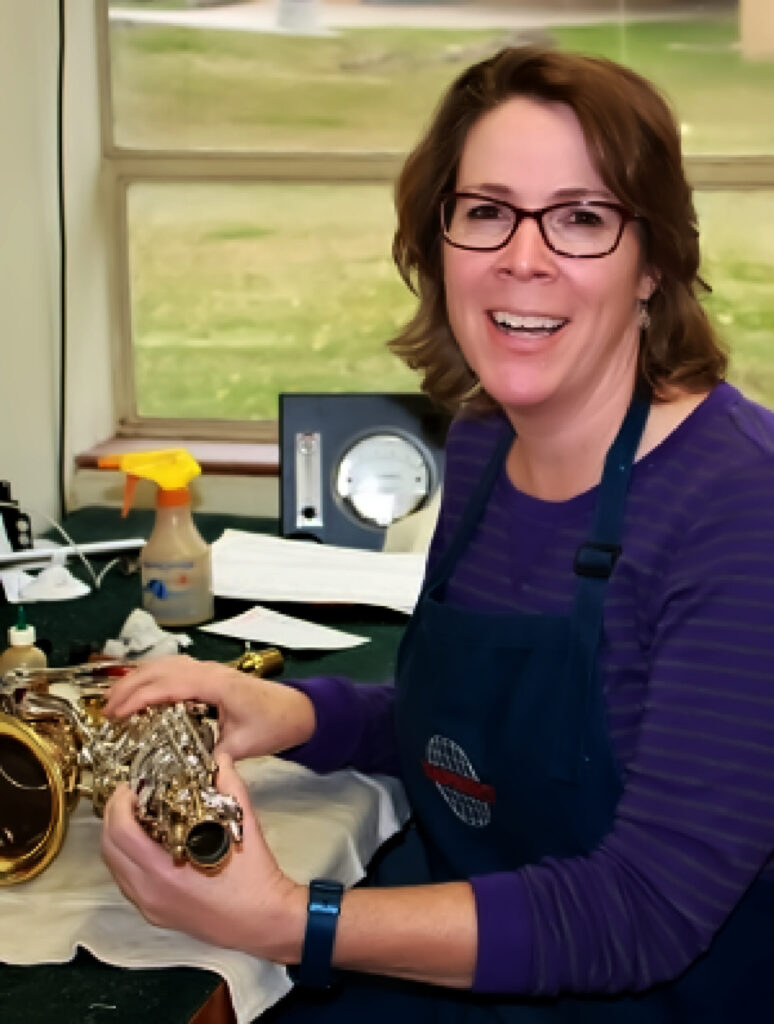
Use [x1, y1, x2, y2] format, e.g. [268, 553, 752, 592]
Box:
[264, 392, 773, 1023]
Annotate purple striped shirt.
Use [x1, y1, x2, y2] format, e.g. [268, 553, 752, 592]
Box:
[284, 381, 774, 996]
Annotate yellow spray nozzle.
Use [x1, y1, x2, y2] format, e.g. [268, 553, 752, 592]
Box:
[97, 448, 202, 517]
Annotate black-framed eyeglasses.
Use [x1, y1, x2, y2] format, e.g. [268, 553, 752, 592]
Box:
[440, 191, 641, 259]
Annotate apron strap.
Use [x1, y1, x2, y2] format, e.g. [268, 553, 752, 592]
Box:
[421, 418, 514, 599]
[549, 389, 651, 783]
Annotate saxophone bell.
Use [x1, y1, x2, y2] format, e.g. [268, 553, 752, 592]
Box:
[0, 700, 78, 885]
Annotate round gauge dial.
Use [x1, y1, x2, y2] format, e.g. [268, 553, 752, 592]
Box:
[335, 433, 433, 528]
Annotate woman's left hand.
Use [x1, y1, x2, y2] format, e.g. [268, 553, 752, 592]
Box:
[100, 753, 307, 963]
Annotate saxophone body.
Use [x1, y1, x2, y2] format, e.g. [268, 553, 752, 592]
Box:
[0, 668, 243, 886]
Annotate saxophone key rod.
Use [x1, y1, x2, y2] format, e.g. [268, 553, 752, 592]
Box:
[1, 661, 133, 689]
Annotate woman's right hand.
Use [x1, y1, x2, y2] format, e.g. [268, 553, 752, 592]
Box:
[102, 655, 317, 762]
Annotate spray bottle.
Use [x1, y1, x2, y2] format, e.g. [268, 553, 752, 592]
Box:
[0, 606, 48, 674]
[98, 449, 214, 627]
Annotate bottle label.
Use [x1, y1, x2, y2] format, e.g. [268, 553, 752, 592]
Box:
[143, 565, 197, 601]
[140, 558, 212, 626]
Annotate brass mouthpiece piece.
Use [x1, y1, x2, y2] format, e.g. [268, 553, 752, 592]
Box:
[228, 647, 284, 677]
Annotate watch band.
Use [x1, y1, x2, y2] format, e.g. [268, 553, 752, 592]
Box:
[296, 878, 344, 988]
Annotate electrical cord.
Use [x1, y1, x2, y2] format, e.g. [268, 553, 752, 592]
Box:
[57, 0, 67, 522]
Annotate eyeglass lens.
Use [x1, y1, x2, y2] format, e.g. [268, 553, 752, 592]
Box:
[442, 195, 626, 257]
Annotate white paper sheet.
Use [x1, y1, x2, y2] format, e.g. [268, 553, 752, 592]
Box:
[211, 530, 426, 614]
[200, 604, 369, 651]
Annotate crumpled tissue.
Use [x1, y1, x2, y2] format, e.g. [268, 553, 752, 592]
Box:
[0, 563, 91, 603]
[102, 607, 192, 661]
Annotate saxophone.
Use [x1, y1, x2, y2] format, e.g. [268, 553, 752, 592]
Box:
[0, 664, 243, 886]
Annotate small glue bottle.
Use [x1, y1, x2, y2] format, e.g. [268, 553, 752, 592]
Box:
[0, 606, 48, 674]
[97, 448, 214, 628]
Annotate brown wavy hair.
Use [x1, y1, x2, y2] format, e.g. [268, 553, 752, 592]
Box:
[389, 46, 727, 413]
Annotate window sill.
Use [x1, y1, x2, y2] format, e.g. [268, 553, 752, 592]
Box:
[75, 438, 279, 477]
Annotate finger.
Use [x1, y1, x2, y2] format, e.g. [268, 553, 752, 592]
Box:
[214, 753, 261, 845]
[101, 787, 158, 898]
[103, 655, 190, 713]
[102, 783, 142, 849]
[101, 836, 143, 905]
[103, 781, 138, 826]
[214, 752, 251, 810]
[106, 657, 215, 718]
[101, 814, 147, 888]
[101, 825, 171, 926]
[103, 784, 167, 867]
[102, 657, 177, 714]
[215, 752, 246, 799]
[103, 787, 154, 854]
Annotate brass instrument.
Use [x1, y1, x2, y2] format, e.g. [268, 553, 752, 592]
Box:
[0, 665, 243, 886]
[228, 646, 284, 676]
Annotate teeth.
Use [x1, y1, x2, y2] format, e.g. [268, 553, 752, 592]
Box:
[492, 312, 567, 331]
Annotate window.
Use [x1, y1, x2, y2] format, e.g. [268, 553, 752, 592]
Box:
[101, 0, 774, 439]
[125, 181, 416, 421]
[698, 190, 774, 405]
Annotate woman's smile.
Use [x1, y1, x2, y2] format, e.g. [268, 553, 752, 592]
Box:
[487, 310, 570, 341]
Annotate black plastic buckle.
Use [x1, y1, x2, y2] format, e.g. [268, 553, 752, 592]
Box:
[573, 542, 622, 579]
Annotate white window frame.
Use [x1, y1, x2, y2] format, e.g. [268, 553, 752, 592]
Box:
[96, 0, 774, 443]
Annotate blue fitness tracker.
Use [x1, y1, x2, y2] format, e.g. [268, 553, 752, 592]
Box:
[295, 878, 344, 988]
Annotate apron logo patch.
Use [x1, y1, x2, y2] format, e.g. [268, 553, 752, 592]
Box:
[422, 735, 495, 828]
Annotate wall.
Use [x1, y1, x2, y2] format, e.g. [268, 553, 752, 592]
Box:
[63, 3, 116, 508]
[0, 2, 62, 530]
[0, 3, 114, 532]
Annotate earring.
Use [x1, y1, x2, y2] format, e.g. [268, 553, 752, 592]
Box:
[638, 300, 651, 331]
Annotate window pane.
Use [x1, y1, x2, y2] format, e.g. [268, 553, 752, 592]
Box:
[127, 186, 774, 421]
[698, 192, 774, 407]
[551, 16, 774, 156]
[127, 183, 417, 421]
[108, 3, 774, 156]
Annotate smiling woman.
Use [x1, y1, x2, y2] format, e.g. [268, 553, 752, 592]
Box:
[100, 44, 774, 1024]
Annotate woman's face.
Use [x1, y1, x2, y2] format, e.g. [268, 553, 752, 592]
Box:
[443, 96, 654, 423]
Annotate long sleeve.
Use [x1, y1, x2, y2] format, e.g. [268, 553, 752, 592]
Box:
[279, 677, 401, 776]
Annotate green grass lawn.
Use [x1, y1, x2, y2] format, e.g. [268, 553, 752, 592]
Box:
[129, 183, 417, 419]
[112, 15, 774, 153]
[698, 193, 774, 403]
[111, 14, 774, 419]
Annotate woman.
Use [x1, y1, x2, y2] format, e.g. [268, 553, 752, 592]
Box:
[102, 47, 774, 1021]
